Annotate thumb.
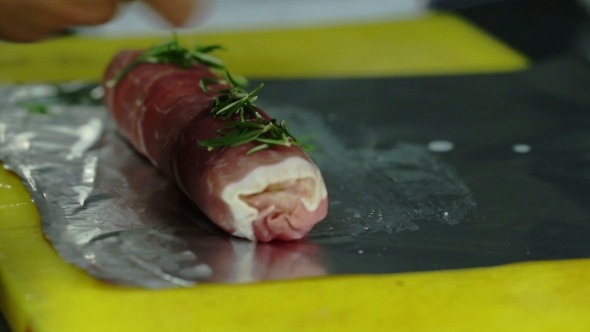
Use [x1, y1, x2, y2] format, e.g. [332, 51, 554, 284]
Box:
[142, 0, 199, 26]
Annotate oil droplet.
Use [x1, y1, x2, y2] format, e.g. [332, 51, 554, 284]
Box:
[358, 250, 364, 254]
[179, 264, 213, 279]
[428, 140, 454, 153]
[90, 86, 104, 99]
[512, 144, 531, 153]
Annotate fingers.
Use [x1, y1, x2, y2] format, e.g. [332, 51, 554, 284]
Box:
[143, 0, 198, 26]
[0, 0, 205, 43]
[0, 0, 118, 43]
[55, 0, 119, 26]
[0, 0, 55, 42]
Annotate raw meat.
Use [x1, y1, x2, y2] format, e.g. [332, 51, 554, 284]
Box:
[102, 50, 328, 241]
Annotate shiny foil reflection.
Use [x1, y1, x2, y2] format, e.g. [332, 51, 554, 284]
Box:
[0, 84, 326, 288]
[1, 83, 478, 288]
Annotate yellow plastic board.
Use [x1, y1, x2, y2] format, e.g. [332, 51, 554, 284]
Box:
[3, 12, 583, 332]
[0, 13, 527, 84]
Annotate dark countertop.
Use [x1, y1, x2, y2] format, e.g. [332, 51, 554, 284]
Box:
[2, 0, 589, 331]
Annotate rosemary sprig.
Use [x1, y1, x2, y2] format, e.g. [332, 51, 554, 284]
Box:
[108, 33, 312, 154]
[105, 33, 226, 88]
[198, 83, 312, 155]
[199, 77, 226, 94]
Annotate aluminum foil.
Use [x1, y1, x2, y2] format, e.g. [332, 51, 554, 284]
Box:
[0, 83, 476, 288]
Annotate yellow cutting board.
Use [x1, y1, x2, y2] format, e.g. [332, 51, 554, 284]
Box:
[3, 12, 587, 332]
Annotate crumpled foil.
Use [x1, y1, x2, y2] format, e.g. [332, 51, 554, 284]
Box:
[0, 83, 476, 288]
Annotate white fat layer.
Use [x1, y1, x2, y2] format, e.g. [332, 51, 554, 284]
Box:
[221, 157, 327, 240]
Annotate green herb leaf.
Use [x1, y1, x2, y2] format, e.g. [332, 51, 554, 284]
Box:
[195, 44, 225, 53]
[17, 101, 50, 115]
[199, 83, 313, 154]
[224, 71, 249, 88]
[199, 77, 226, 93]
[107, 33, 227, 87]
[190, 51, 226, 69]
[199, 128, 265, 147]
[246, 144, 270, 155]
[110, 33, 313, 154]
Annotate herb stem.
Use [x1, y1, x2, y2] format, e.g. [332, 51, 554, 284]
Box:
[109, 33, 313, 154]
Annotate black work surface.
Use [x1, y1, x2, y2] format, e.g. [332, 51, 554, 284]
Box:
[2, 56, 590, 332]
[254, 54, 590, 271]
[3, 21, 590, 332]
[5, 56, 589, 287]
[3, 1, 589, 331]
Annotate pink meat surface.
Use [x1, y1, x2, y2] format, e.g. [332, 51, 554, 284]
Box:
[102, 51, 328, 241]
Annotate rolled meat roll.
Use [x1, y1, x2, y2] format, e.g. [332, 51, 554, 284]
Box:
[102, 44, 328, 242]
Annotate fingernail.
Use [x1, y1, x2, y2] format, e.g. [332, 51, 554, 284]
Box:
[181, 0, 216, 28]
[141, 0, 214, 28]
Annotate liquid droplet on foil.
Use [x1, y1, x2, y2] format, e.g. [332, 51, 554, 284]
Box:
[512, 144, 531, 153]
[90, 86, 104, 99]
[427, 140, 454, 153]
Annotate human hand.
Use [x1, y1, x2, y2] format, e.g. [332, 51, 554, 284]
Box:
[0, 0, 200, 42]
